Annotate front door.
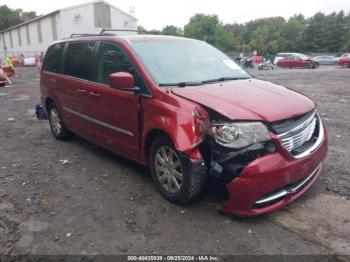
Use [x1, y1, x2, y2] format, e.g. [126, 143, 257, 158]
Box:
[85, 41, 144, 160]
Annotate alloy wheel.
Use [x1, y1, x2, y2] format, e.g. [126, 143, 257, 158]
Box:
[154, 146, 183, 193]
[50, 107, 62, 136]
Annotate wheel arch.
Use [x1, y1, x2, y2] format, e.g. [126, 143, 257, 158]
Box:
[45, 97, 55, 111]
[144, 128, 173, 163]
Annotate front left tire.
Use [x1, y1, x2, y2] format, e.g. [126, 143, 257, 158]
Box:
[149, 135, 206, 205]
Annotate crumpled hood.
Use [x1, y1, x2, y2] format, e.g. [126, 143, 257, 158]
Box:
[171, 78, 315, 122]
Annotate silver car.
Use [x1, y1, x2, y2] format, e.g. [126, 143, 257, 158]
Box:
[313, 56, 337, 65]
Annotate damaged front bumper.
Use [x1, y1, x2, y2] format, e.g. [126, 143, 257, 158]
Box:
[219, 132, 328, 216]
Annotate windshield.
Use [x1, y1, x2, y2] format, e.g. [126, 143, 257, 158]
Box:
[297, 54, 310, 59]
[130, 38, 250, 86]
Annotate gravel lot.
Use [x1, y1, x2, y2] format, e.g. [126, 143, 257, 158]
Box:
[0, 66, 349, 258]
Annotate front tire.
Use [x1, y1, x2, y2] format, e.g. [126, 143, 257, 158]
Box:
[304, 63, 311, 69]
[343, 62, 350, 68]
[47, 102, 71, 140]
[149, 136, 206, 205]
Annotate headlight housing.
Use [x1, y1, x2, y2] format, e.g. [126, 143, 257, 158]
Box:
[211, 122, 271, 148]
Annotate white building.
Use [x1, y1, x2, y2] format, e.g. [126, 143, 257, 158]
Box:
[0, 0, 137, 59]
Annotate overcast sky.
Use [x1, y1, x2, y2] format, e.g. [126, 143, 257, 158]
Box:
[1, 0, 350, 29]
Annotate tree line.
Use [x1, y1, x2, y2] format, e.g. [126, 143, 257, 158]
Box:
[139, 11, 350, 54]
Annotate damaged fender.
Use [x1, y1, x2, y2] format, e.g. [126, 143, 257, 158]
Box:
[141, 97, 209, 163]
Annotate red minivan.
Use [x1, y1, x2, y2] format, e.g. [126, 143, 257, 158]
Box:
[40, 34, 328, 216]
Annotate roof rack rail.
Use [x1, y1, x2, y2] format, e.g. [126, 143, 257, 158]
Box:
[100, 28, 138, 35]
[66, 29, 141, 39]
[66, 33, 115, 39]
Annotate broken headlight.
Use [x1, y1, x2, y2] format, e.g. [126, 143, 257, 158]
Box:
[211, 122, 271, 149]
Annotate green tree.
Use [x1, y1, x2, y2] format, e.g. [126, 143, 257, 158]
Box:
[282, 14, 306, 51]
[184, 14, 220, 44]
[162, 25, 183, 36]
[341, 12, 350, 51]
[184, 14, 240, 52]
[137, 25, 147, 34]
[0, 5, 37, 31]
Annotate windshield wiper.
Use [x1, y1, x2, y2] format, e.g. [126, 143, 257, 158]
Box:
[158, 81, 202, 87]
[158, 77, 250, 87]
[201, 77, 250, 84]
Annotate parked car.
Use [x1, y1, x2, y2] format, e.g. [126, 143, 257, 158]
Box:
[273, 52, 301, 64]
[40, 34, 327, 216]
[337, 53, 350, 68]
[277, 54, 319, 69]
[313, 55, 337, 65]
[23, 57, 37, 67]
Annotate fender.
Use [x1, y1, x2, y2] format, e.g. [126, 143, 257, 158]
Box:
[141, 97, 205, 163]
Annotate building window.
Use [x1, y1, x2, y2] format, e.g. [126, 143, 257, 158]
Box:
[64, 42, 95, 81]
[17, 28, 22, 47]
[37, 20, 43, 43]
[26, 25, 31, 45]
[94, 2, 111, 28]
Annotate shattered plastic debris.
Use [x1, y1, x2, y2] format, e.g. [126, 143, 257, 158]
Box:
[59, 160, 70, 165]
[7, 117, 15, 122]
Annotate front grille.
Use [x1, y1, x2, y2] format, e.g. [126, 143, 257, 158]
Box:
[276, 110, 318, 154]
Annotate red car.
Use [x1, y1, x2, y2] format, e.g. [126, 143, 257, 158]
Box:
[277, 54, 320, 69]
[40, 34, 327, 216]
[337, 54, 350, 68]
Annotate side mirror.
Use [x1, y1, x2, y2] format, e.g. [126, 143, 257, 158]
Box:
[109, 72, 139, 92]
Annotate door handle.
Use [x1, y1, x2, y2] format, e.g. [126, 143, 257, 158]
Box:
[77, 88, 87, 94]
[89, 92, 100, 97]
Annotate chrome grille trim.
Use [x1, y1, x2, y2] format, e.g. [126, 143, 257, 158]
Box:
[278, 110, 316, 137]
[277, 111, 324, 158]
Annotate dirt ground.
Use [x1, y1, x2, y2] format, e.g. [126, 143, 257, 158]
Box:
[0, 66, 349, 258]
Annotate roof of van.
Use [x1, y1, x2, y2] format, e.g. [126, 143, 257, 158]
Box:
[48, 34, 199, 49]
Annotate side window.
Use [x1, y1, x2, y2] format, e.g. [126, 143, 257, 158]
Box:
[96, 42, 134, 84]
[96, 42, 149, 94]
[64, 42, 95, 81]
[42, 43, 64, 73]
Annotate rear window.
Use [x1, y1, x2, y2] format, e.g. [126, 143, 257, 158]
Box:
[42, 43, 64, 73]
[64, 42, 96, 81]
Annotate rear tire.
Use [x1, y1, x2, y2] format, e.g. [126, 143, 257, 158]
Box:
[343, 62, 350, 68]
[149, 136, 206, 205]
[47, 102, 71, 140]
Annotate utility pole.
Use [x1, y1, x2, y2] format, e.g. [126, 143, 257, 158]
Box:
[242, 39, 245, 57]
